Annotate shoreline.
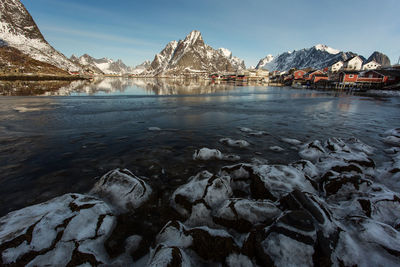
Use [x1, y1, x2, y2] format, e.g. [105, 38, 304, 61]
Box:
[0, 74, 90, 81]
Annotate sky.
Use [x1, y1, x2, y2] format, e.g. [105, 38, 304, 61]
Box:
[21, 0, 400, 67]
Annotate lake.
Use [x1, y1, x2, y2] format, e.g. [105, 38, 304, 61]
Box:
[0, 77, 399, 216]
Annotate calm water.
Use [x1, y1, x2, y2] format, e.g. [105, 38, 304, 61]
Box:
[0, 78, 399, 216]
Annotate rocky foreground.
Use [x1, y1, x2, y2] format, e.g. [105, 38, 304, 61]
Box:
[1, 129, 400, 266]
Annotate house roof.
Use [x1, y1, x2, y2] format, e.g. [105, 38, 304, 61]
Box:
[370, 69, 400, 77]
[313, 74, 328, 77]
[340, 70, 359, 74]
[331, 61, 343, 65]
[344, 56, 361, 63]
[364, 60, 381, 65]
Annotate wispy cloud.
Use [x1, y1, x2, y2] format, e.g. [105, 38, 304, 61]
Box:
[41, 26, 159, 47]
[34, 0, 116, 19]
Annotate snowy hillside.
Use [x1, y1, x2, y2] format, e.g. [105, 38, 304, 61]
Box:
[0, 0, 81, 72]
[255, 54, 274, 69]
[147, 30, 245, 76]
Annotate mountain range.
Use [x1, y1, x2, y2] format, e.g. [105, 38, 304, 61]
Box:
[0, 0, 393, 77]
[70, 54, 137, 75]
[256, 45, 391, 72]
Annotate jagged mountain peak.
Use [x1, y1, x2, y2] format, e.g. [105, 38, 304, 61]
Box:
[367, 51, 391, 66]
[183, 30, 203, 45]
[147, 30, 245, 75]
[256, 54, 274, 69]
[314, 44, 340, 55]
[0, 0, 45, 42]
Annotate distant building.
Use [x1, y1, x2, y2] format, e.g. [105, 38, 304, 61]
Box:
[304, 70, 324, 80]
[293, 70, 306, 80]
[339, 71, 359, 83]
[362, 60, 381, 71]
[312, 74, 329, 83]
[330, 61, 343, 72]
[343, 56, 363, 71]
[363, 69, 400, 85]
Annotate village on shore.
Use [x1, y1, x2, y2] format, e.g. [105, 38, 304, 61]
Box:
[205, 56, 400, 91]
[65, 55, 400, 92]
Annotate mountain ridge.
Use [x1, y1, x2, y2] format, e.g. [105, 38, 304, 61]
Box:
[70, 54, 134, 75]
[255, 45, 390, 71]
[0, 0, 81, 72]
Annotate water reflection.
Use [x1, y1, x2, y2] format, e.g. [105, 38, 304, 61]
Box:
[0, 77, 249, 96]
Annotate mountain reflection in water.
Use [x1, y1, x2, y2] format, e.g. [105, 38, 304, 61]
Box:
[0, 77, 245, 96]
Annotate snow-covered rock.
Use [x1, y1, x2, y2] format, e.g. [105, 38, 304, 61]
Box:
[171, 171, 232, 218]
[281, 137, 302, 146]
[91, 168, 151, 212]
[213, 199, 281, 232]
[220, 138, 250, 148]
[2, 131, 400, 266]
[270, 146, 284, 152]
[238, 127, 267, 136]
[0, 193, 115, 266]
[193, 148, 240, 161]
[147, 244, 192, 267]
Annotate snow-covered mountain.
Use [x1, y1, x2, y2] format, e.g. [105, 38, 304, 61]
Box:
[0, 0, 81, 72]
[131, 60, 151, 75]
[70, 54, 133, 75]
[255, 54, 274, 69]
[146, 30, 245, 76]
[217, 48, 246, 70]
[256, 44, 358, 71]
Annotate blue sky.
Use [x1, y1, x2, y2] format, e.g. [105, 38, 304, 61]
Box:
[21, 0, 400, 67]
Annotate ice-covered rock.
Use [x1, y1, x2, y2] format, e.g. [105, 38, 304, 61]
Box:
[0, 193, 115, 266]
[220, 138, 250, 148]
[269, 146, 284, 152]
[171, 171, 232, 218]
[251, 164, 317, 200]
[333, 217, 400, 266]
[281, 138, 302, 146]
[193, 148, 240, 161]
[226, 253, 255, 267]
[238, 127, 266, 136]
[147, 244, 192, 267]
[91, 168, 151, 212]
[148, 127, 161, 131]
[253, 210, 317, 266]
[156, 221, 239, 263]
[213, 199, 281, 232]
[299, 140, 326, 162]
[193, 148, 223, 160]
